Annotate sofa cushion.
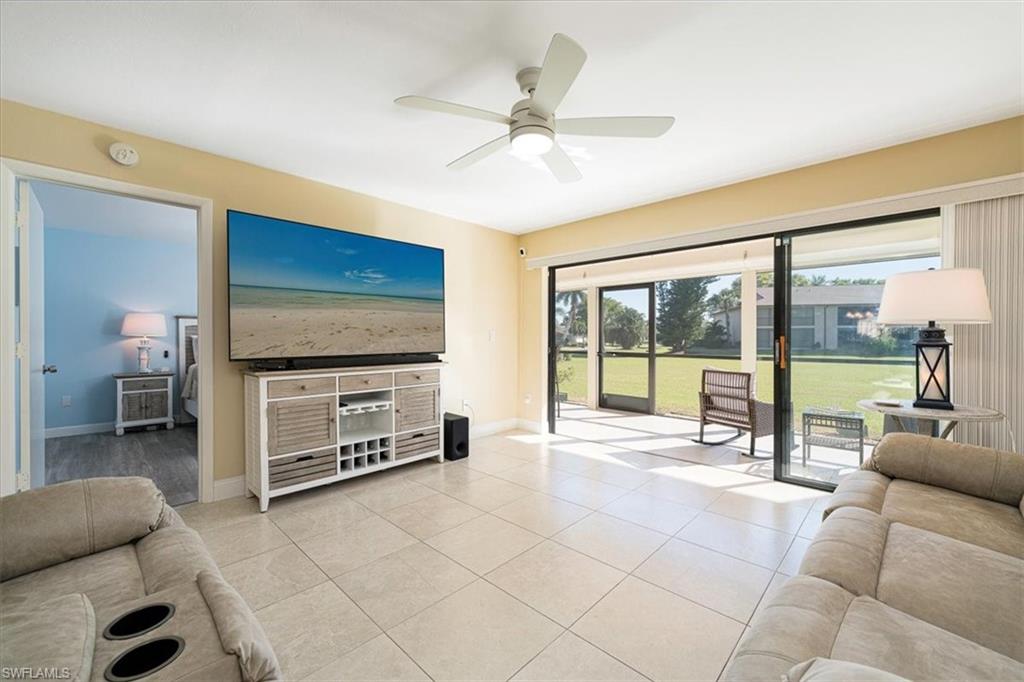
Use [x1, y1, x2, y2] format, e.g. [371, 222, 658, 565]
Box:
[784, 658, 908, 682]
[197, 571, 282, 682]
[877, 523, 1023, 662]
[799, 507, 889, 597]
[0, 592, 95, 682]
[136, 525, 220, 594]
[722, 576, 855, 682]
[0, 544, 145, 614]
[880, 479, 1024, 558]
[831, 595, 1023, 681]
[869, 433, 1024, 507]
[0, 477, 167, 581]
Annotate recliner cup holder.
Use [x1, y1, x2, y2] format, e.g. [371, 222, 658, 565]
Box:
[103, 603, 175, 640]
[104, 636, 185, 682]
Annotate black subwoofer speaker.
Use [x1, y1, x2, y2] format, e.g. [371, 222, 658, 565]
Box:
[443, 413, 469, 461]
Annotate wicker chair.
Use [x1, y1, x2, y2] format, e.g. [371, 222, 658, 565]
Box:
[697, 369, 774, 458]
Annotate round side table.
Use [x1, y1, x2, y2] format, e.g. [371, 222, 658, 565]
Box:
[856, 400, 1012, 451]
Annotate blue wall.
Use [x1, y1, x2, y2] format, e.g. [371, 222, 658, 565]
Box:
[44, 228, 196, 429]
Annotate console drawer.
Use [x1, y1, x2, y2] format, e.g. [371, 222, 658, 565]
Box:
[269, 448, 337, 490]
[395, 369, 440, 387]
[395, 428, 440, 459]
[267, 377, 336, 399]
[338, 373, 392, 393]
[123, 378, 169, 392]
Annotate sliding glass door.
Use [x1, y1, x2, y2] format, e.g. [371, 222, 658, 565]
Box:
[546, 211, 941, 491]
[599, 284, 654, 413]
[774, 212, 941, 488]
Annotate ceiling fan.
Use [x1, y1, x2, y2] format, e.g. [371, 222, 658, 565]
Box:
[395, 33, 675, 183]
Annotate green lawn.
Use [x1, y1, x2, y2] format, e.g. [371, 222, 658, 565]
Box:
[557, 355, 915, 438]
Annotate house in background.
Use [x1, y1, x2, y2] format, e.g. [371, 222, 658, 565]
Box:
[712, 284, 885, 353]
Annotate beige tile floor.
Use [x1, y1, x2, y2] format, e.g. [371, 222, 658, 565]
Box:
[181, 428, 831, 681]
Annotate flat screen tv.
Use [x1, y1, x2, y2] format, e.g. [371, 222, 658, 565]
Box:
[227, 210, 444, 362]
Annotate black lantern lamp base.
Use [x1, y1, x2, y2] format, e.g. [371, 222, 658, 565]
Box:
[913, 321, 954, 411]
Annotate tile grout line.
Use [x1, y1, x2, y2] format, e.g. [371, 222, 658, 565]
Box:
[261, 507, 438, 680]
[328, 574, 437, 681]
[200, 429, 825, 681]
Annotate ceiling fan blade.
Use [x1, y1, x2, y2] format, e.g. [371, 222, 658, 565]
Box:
[557, 116, 675, 138]
[531, 34, 587, 117]
[395, 96, 512, 125]
[541, 143, 582, 183]
[447, 134, 511, 170]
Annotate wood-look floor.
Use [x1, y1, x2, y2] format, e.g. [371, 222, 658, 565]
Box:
[46, 424, 198, 506]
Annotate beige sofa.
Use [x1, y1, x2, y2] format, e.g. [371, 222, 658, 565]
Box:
[0, 477, 280, 682]
[724, 434, 1024, 681]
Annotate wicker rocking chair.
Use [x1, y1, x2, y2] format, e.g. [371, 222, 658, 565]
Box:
[697, 369, 774, 458]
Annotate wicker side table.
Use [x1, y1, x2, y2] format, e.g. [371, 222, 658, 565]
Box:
[802, 408, 867, 466]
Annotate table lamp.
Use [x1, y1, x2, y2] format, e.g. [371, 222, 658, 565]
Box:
[121, 313, 167, 374]
[876, 268, 991, 410]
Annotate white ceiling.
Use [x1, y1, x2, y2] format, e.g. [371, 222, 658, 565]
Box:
[30, 181, 197, 245]
[2, 2, 1021, 234]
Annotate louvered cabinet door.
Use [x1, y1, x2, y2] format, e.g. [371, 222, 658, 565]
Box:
[395, 385, 440, 433]
[122, 392, 147, 422]
[267, 395, 338, 457]
[144, 391, 168, 419]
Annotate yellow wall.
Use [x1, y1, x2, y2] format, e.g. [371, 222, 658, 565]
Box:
[516, 116, 1024, 424]
[0, 100, 520, 482]
[4, 98, 1021, 464]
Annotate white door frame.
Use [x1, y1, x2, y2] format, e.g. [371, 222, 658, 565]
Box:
[0, 158, 215, 502]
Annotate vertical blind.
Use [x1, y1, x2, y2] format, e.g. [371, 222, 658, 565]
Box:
[952, 194, 1023, 452]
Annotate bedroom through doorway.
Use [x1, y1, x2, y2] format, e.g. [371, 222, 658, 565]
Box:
[19, 180, 200, 505]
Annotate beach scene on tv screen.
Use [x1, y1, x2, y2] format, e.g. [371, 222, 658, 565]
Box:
[229, 213, 444, 359]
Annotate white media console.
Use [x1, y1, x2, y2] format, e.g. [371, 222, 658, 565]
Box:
[243, 362, 444, 511]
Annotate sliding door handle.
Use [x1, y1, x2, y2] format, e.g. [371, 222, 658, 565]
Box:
[775, 336, 787, 370]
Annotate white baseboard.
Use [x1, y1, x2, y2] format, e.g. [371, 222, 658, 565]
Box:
[45, 422, 114, 439]
[515, 419, 545, 434]
[470, 418, 520, 438]
[469, 417, 546, 438]
[213, 475, 245, 501]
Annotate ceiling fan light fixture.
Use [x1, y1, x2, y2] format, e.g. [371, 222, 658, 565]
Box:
[396, 33, 673, 182]
[510, 130, 553, 156]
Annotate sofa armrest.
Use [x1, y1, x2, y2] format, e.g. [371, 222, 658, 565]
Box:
[0, 477, 168, 581]
[823, 470, 891, 519]
[866, 434, 1024, 507]
[722, 575, 855, 682]
[198, 570, 282, 682]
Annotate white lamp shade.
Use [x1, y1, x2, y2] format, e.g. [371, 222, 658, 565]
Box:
[876, 268, 992, 325]
[121, 313, 167, 337]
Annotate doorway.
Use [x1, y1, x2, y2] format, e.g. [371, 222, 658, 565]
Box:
[1, 159, 214, 502]
[598, 284, 654, 413]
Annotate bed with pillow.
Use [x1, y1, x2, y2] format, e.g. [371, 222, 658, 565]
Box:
[177, 316, 199, 420]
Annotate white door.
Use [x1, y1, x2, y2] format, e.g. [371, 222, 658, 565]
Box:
[15, 181, 46, 489]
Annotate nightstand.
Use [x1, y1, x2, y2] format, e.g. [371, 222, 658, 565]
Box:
[114, 372, 174, 436]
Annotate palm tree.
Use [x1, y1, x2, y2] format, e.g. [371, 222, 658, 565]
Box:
[556, 290, 586, 346]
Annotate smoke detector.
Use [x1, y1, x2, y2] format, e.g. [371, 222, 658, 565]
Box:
[109, 142, 140, 167]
